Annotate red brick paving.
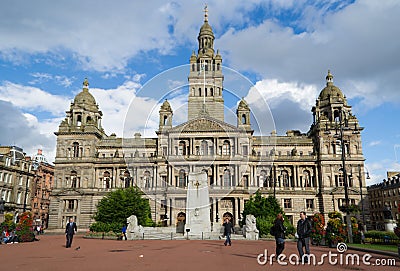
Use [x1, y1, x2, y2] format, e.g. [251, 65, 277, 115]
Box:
[0, 234, 398, 271]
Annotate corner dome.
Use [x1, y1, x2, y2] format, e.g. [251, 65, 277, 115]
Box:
[74, 78, 97, 105]
[238, 98, 249, 110]
[199, 21, 214, 36]
[318, 70, 345, 101]
[160, 99, 172, 111]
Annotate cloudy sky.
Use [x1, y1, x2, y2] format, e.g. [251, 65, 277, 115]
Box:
[1, 0, 399, 185]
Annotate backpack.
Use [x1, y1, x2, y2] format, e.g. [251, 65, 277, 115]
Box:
[269, 224, 276, 236]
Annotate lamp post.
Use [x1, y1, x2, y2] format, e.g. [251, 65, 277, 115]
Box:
[154, 161, 158, 225]
[335, 109, 353, 243]
[359, 167, 370, 231]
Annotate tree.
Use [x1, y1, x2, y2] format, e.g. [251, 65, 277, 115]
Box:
[92, 186, 153, 232]
[241, 191, 294, 236]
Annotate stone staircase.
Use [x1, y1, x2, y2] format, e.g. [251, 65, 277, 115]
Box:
[137, 227, 247, 240]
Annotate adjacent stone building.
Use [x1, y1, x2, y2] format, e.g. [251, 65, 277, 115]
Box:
[31, 149, 54, 229]
[0, 146, 54, 223]
[48, 10, 368, 230]
[367, 172, 400, 230]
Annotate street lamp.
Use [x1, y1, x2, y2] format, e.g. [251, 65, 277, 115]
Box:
[154, 161, 158, 225]
[359, 167, 370, 231]
[335, 108, 353, 243]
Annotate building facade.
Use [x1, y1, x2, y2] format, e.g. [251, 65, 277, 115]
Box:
[0, 146, 54, 222]
[367, 172, 400, 230]
[48, 10, 368, 230]
[31, 149, 54, 229]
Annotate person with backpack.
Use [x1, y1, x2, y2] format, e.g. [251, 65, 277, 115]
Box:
[296, 211, 312, 263]
[272, 213, 286, 257]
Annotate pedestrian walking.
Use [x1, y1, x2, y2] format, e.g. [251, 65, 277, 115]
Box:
[222, 218, 234, 246]
[65, 217, 77, 248]
[296, 211, 312, 263]
[273, 213, 286, 257]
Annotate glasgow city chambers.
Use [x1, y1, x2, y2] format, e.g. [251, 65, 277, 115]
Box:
[48, 11, 368, 230]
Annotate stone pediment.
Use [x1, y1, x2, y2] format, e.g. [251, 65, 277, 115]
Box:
[170, 116, 240, 133]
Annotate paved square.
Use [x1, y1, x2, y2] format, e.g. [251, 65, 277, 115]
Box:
[0, 235, 398, 270]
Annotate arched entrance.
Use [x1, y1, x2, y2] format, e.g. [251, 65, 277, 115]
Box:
[176, 212, 186, 233]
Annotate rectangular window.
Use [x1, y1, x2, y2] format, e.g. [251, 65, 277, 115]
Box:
[68, 200, 75, 210]
[284, 199, 292, 209]
[243, 145, 248, 156]
[306, 199, 314, 209]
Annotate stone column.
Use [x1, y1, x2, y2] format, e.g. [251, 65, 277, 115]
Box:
[235, 197, 240, 225]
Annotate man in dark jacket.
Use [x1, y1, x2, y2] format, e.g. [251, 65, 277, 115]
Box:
[222, 218, 234, 246]
[65, 217, 77, 248]
[296, 211, 312, 263]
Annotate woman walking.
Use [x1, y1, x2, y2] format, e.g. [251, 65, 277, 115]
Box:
[273, 213, 286, 257]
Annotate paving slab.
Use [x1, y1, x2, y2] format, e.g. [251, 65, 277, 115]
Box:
[0, 235, 398, 271]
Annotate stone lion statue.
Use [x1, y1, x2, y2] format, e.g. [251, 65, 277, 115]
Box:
[126, 215, 144, 240]
[244, 214, 259, 240]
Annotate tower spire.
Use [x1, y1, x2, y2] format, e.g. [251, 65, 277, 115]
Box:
[83, 78, 89, 92]
[204, 4, 208, 22]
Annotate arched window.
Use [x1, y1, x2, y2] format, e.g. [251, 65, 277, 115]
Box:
[77, 115, 82, 126]
[144, 171, 151, 188]
[178, 141, 186, 155]
[222, 140, 230, 156]
[73, 142, 79, 158]
[163, 115, 168, 126]
[192, 64, 195, 71]
[103, 171, 111, 189]
[201, 140, 208, 155]
[178, 169, 186, 188]
[242, 114, 247, 124]
[223, 169, 231, 187]
[217, 63, 220, 71]
[198, 88, 201, 97]
[210, 88, 213, 96]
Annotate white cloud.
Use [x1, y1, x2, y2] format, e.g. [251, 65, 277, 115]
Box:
[0, 82, 70, 116]
[217, 0, 400, 108]
[368, 141, 381, 147]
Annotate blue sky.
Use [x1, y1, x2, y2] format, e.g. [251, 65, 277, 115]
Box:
[1, 0, 399, 185]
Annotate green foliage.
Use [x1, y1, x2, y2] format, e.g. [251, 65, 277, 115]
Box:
[89, 221, 123, 233]
[15, 212, 35, 242]
[255, 216, 274, 237]
[241, 191, 287, 236]
[284, 221, 296, 236]
[326, 211, 346, 244]
[339, 204, 360, 214]
[93, 186, 153, 229]
[311, 213, 325, 244]
[1, 213, 16, 231]
[328, 211, 342, 219]
[364, 230, 399, 241]
[351, 217, 361, 244]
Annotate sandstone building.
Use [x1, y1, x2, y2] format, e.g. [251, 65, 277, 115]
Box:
[48, 10, 368, 230]
[0, 146, 54, 226]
